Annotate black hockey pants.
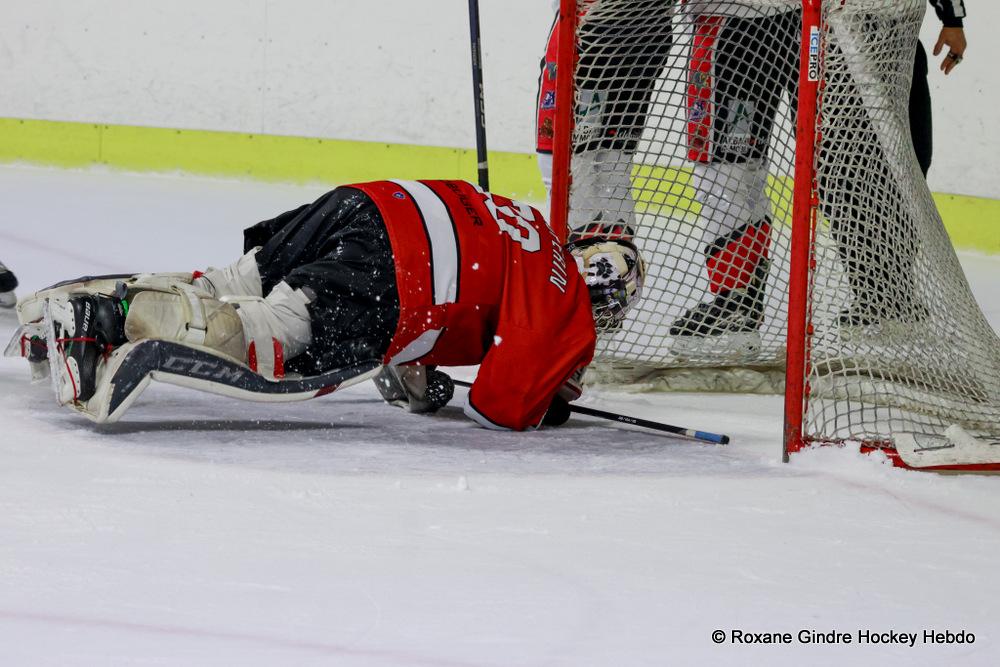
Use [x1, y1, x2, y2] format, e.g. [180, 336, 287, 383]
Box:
[244, 188, 400, 376]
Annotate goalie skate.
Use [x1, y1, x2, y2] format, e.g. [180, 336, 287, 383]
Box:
[43, 293, 128, 406]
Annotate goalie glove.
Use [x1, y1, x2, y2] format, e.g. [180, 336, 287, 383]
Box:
[543, 366, 587, 427]
[542, 395, 572, 427]
[375, 365, 454, 414]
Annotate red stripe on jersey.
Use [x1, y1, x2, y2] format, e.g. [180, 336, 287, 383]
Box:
[688, 15, 722, 163]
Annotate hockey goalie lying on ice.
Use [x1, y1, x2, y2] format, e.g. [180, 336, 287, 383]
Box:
[4, 179, 645, 430]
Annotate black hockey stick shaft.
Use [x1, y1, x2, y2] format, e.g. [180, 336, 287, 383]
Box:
[452, 380, 729, 445]
[567, 403, 729, 444]
[467, 0, 490, 190]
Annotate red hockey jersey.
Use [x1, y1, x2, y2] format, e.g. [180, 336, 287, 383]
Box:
[349, 180, 596, 431]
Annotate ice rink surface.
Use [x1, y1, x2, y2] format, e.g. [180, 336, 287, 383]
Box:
[1, 165, 998, 666]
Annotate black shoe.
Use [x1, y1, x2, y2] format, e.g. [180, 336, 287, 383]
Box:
[0, 262, 17, 308]
[669, 288, 764, 337]
[838, 294, 929, 328]
[670, 260, 769, 337]
[49, 294, 128, 402]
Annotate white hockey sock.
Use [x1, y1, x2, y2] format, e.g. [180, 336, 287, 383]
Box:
[569, 149, 637, 230]
[537, 152, 553, 220]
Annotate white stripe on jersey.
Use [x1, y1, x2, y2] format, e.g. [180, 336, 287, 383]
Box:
[947, 0, 966, 19]
[388, 327, 443, 366]
[390, 179, 459, 305]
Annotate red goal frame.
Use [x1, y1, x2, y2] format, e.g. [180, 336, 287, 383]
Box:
[550, 0, 1000, 471]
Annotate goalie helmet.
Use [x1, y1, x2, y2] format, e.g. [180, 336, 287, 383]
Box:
[568, 237, 646, 332]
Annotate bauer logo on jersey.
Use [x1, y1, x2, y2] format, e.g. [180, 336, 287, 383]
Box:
[541, 91, 556, 110]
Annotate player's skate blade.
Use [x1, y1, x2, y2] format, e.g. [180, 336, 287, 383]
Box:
[669, 331, 762, 363]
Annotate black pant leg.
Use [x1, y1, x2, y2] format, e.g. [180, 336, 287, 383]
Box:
[713, 11, 800, 165]
[243, 187, 401, 375]
[819, 30, 921, 314]
[575, 0, 674, 153]
[909, 40, 933, 177]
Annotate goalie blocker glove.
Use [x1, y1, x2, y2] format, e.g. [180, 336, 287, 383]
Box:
[375, 365, 454, 414]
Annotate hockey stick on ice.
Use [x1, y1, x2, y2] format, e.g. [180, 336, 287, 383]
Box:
[452, 379, 730, 444]
[467, 0, 490, 190]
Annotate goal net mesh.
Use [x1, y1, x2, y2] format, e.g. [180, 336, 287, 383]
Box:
[561, 0, 1000, 449]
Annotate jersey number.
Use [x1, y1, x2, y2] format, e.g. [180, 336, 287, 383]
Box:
[474, 185, 540, 253]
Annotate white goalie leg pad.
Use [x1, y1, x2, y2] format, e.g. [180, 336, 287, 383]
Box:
[193, 248, 264, 298]
[569, 149, 637, 229]
[125, 283, 247, 362]
[232, 281, 312, 379]
[691, 160, 771, 244]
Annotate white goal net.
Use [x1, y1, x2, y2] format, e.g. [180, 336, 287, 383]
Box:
[553, 0, 1000, 466]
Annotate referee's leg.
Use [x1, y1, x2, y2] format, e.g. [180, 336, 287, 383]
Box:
[909, 40, 933, 177]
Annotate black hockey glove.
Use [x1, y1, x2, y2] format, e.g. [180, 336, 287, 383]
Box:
[542, 395, 571, 427]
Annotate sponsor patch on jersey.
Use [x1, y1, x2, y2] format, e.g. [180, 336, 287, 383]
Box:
[545, 61, 557, 80]
[719, 98, 758, 156]
[541, 91, 556, 110]
[691, 70, 710, 89]
[539, 117, 554, 140]
[689, 100, 708, 122]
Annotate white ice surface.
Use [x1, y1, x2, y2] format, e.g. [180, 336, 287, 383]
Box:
[0, 165, 998, 666]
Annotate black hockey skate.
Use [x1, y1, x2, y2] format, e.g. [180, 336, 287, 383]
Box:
[838, 291, 931, 342]
[839, 294, 930, 327]
[669, 261, 769, 361]
[0, 261, 17, 308]
[46, 293, 129, 404]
